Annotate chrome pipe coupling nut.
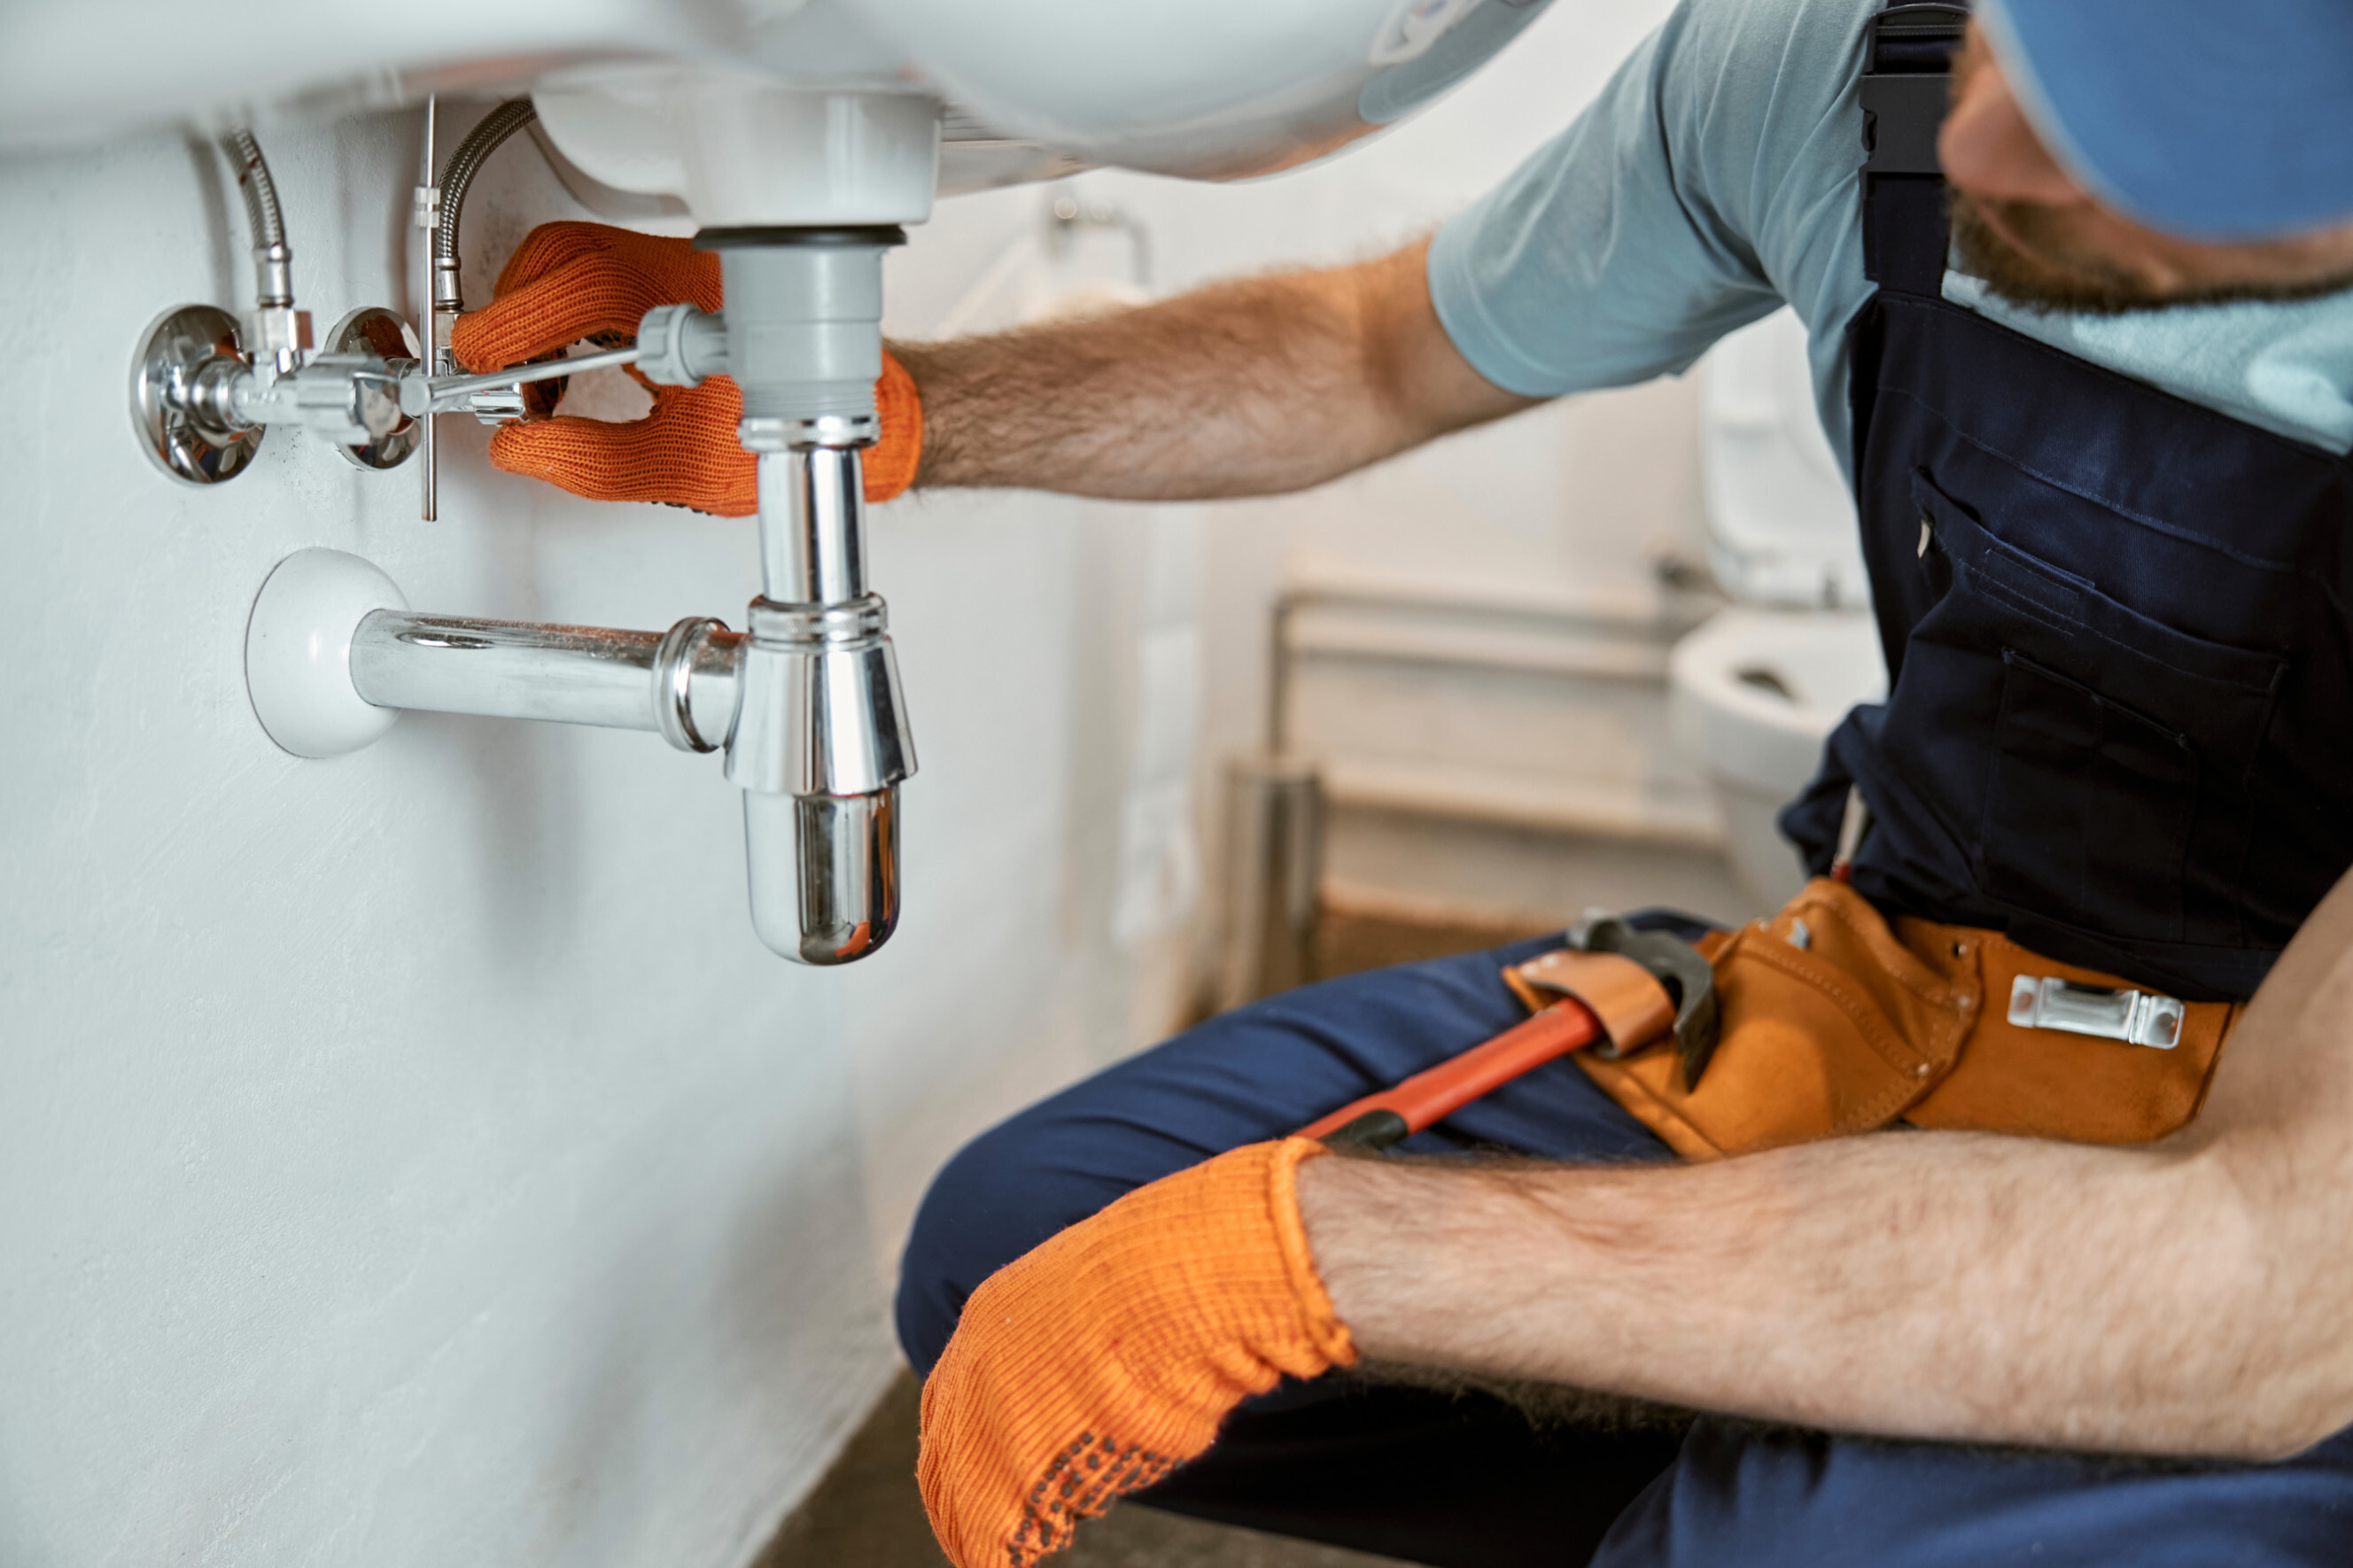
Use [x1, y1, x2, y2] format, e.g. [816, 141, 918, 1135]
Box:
[746, 595, 889, 648]
[737, 414, 879, 453]
[727, 593, 912, 798]
[651, 615, 732, 754]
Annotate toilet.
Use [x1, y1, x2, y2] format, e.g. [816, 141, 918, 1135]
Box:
[1670, 307, 1889, 912]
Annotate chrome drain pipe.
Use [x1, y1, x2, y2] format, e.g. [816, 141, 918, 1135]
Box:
[349, 611, 742, 753]
[702, 225, 918, 965]
[726, 422, 916, 964]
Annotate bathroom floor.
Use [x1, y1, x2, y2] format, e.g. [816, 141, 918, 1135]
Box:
[753, 1371, 1409, 1568]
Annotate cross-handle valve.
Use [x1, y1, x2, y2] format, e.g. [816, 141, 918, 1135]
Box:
[133, 305, 659, 486]
[133, 128, 434, 485]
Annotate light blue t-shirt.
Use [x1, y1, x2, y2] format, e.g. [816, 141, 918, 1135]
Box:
[1429, 0, 2353, 471]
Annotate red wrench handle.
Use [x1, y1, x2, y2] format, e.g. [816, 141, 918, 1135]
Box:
[1297, 1000, 1603, 1144]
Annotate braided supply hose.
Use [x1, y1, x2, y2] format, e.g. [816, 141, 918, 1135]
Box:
[218, 128, 291, 307]
[432, 99, 539, 313]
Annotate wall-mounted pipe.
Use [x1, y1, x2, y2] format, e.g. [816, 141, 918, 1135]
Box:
[350, 610, 742, 753]
[245, 547, 902, 966]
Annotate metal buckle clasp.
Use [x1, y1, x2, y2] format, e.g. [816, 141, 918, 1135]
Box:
[2007, 975, 2185, 1051]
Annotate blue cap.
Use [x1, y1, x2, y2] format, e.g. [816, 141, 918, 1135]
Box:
[1982, 0, 2353, 241]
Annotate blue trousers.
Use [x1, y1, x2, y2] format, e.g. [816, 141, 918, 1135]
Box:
[897, 937, 2353, 1566]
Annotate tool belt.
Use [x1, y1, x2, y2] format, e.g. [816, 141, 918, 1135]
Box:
[1507, 878, 2241, 1160]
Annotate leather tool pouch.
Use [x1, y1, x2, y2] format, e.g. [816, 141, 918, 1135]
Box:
[1549, 879, 2238, 1160]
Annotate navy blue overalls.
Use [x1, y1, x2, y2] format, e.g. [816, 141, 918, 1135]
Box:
[1784, 4, 2353, 1007]
[893, 7, 2353, 1562]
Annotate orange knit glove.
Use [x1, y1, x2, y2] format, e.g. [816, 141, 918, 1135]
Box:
[918, 1137, 1356, 1568]
[448, 220, 922, 516]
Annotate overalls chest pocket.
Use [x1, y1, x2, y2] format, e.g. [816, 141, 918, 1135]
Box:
[1887, 470, 2286, 949]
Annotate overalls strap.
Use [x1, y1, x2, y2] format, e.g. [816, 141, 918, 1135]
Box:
[1859, 2, 1969, 295]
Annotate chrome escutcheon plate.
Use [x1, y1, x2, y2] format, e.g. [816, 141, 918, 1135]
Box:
[326, 306, 423, 471]
[130, 304, 263, 485]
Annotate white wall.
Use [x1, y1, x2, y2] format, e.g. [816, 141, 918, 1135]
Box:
[0, 1, 1696, 1563]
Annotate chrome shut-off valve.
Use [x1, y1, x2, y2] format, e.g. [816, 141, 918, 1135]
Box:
[132, 129, 433, 483]
[132, 113, 589, 489]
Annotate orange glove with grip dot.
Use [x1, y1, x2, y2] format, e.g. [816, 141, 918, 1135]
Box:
[448, 220, 922, 515]
[918, 1137, 1356, 1568]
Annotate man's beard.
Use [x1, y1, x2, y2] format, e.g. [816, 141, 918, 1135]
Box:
[1948, 190, 2353, 315]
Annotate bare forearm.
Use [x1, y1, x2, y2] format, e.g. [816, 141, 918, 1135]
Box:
[1304, 1135, 2289, 1452]
[1300, 878, 2353, 1460]
[895, 237, 1531, 501]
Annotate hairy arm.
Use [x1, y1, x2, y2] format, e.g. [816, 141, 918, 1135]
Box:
[1299, 870, 2353, 1460]
[893, 237, 1534, 501]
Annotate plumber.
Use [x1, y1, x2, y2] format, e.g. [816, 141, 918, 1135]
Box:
[454, 0, 2353, 1561]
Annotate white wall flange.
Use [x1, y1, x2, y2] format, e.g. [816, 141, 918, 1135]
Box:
[245, 547, 408, 757]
